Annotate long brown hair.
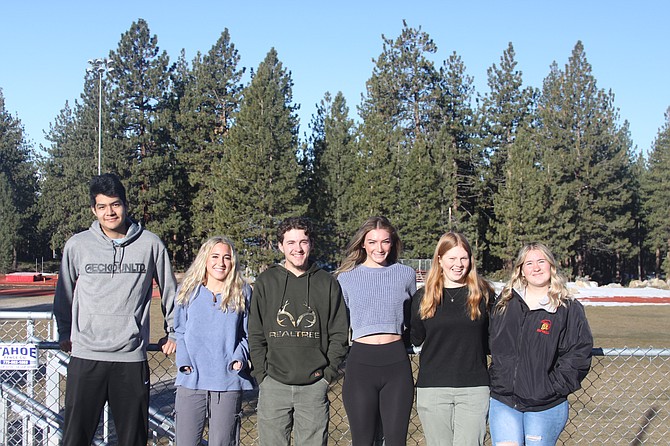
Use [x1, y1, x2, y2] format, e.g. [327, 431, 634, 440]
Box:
[420, 232, 492, 320]
[336, 216, 403, 274]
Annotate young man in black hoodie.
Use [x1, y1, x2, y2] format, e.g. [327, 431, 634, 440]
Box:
[249, 217, 349, 446]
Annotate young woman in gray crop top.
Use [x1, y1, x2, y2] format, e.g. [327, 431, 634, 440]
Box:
[336, 216, 416, 446]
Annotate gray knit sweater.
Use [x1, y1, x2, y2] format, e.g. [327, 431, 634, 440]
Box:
[337, 263, 416, 340]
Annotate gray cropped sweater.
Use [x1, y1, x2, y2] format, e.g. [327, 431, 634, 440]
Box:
[337, 263, 416, 340]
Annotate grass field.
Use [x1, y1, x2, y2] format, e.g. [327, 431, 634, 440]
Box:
[583, 305, 670, 348]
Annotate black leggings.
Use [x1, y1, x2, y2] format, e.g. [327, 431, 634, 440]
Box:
[343, 340, 414, 446]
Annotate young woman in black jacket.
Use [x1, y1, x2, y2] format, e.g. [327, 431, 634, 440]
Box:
[488, 242, 593, 446]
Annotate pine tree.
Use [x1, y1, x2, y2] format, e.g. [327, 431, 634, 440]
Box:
[303, 91, 358, 265]
[479, 43, 537, 188]
[641, 107, 670, 277]
[434, 52, 479, 243]
[630, 150, 646, 280]
[538, 41, 636, 281]
[606, 122, 638, 282]
[478, 43, 537, 270]
[38, 99, 98, 253]
[355, 22, 441, 224]
[175, 29, 245, 255]
[397, 134, 443, 257]
[38, 59, 112, 252]
[107, 19, 186, 261]
[488, 127, 554, 270]
[0, 89, 38, 270]
[212, 48, 304, 275]
[0, 172, 20, 272]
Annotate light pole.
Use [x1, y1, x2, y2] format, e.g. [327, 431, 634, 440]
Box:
[87, 58, 113, 175]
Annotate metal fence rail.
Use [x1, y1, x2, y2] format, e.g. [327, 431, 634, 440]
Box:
[1, 312, 669, 445]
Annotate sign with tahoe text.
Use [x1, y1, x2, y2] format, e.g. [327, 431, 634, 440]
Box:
[0, 343, 38, 370]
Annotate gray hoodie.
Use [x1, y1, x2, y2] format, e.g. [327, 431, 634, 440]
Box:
[53, 219, 177, 362]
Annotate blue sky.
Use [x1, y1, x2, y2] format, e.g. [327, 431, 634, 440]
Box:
[1, 1, 668, 155]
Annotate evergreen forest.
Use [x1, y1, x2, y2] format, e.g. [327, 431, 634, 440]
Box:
[2, 19, 670, 283]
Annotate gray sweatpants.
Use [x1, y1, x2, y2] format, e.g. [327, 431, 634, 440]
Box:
[175, 386, 243, 446]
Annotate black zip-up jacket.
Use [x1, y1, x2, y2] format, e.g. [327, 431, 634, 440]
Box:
[488, 290, 593, 412]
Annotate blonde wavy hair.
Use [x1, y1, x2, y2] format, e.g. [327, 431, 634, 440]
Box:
[335, 216, 403, 275]
[495, 242, 571, 313]
[176, 236, 246, 313]
[419, 232, 492, 320]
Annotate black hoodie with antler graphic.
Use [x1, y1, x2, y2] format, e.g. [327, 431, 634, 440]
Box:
[248, 262, 349, 385]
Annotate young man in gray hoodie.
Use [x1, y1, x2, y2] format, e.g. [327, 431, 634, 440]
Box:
[53, 173, 177, 446]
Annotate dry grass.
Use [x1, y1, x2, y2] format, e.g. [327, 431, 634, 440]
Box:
[584, 305, 670, 348]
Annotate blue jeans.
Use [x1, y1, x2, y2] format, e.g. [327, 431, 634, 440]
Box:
[488, 398, 568, 446]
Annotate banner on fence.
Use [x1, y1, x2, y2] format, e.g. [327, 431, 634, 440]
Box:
[0, 343, 38, 370]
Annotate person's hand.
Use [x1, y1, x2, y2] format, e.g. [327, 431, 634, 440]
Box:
[158, 336, 176, 355]
[231, 360, 242, 371]
[60, 340, 72, 353]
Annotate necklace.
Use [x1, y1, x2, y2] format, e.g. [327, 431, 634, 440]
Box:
[445, 288, 457, 303]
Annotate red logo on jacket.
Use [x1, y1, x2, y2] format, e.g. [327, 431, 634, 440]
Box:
[537, 319, 551, 335]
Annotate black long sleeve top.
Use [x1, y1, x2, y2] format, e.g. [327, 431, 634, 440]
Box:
[410, 286, 490, 388]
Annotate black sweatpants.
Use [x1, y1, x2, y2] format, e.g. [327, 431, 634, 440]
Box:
[342, 340, 414, 446]
[62, 357, 150, 446]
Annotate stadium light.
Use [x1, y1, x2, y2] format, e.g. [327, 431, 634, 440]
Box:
[86, 58, 114, 175]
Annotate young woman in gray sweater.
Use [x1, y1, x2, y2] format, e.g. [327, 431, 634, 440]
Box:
[336, 216, 417, 446]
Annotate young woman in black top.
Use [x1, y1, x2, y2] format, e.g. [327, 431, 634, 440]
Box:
[411, 232, 493, 445]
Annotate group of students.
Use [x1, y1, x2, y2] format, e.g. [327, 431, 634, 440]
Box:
[53, 174, 593, 446]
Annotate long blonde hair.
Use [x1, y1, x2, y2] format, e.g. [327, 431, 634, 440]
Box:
[336, 216, 403, 275]
[420, 232, 492, 320]
[177, 236, 246, 313]
[495, 242, 571, 313]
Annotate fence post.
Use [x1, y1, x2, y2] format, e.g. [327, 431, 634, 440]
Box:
[0, 391, 6, 446]
[45, 354, 62, 446]
[25, 320, 35, 446]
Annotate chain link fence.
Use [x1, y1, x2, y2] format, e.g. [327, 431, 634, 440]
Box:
[1, 312, 669, 445]
[399, 260, 432, 283]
